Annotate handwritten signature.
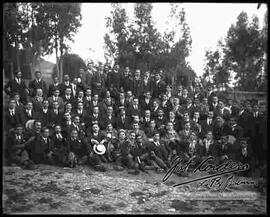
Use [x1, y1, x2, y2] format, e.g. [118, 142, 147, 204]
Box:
[163, 156, 255, 192]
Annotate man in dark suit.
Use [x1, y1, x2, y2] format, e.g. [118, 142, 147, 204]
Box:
[4, 70, 29, 105]
[62, 87, 75, 107]
[48, 75, 61, 97]
[120, 66, 132, 93]
[48, 101, 63, 128]
[4, 124, 36, 169]
[141, 110, 152, 131]
[152, 73, 166, 99]
[28, 71, 48, 98]
[48, 88, 64, 111]
[140, 71, 152, 99]
[131, 69, 142, 98]
[31, 86, 44, 112]
[86, 106, 102, 135]
[4, 99, 23, 133]
[12, 92, 25, 112]
[100, 106, 117, 130]
[50, 125, 69, 166]
[38, 99, 50, 127]
[59, 74, 72, 97]
[73, 102, 89, 128]
[30, 127, 54, 164]
[106, 64, 121, 99]
[209, 95, 219, 114]
[126, 97, 142, 118]
[140, 91, 153, 113]
[199, 110, 214, 139]
[21, 101, 39, 125]
[61, 112, 73, 139]
[116, 109, 130, 130]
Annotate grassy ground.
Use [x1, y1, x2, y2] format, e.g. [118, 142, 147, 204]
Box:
[2, 164, 267, 214]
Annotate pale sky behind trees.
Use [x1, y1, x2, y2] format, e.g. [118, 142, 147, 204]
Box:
[44, 3, 267, 76]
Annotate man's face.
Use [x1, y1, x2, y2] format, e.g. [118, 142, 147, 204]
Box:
[14, 94, 20, 102]
[169, 112, 175, 119]
[178, 86, 183, 92]
[153, 133, 160, 142]
[185, 123, 191, 131]
[16, 127, 23, 135]
[78, 91, 84, 98]
[158, 110, 164, 117]
[135, 70, 140, 78]
[92, 124, 99, 133]
[119, 132, 126, 140]
[213, 97, 218, 103]
[120, 93, 125, 99]
[93, 107, 99, 114]
[36, 72, 42, 79]
[106, 91, 111, 98]
[253, 105, 259, 112]
[127, 91, 132, 98]
[64, 113, 71, 121]
[136, 136, 143, 144]
[16, 71, 22, 79]
[162, 94, 168, 101]
[133, 123, 139, 131]
[130, 133, 136, 141]
[34, 122, 42, 132]
[144, 71, 150, 78]
[43, 100, 49, 108]
[183, 89, 188, 95]
[53, 90, 60, 97]
[184, 113, 189, 120]
[93, 95, 99, 101]
[77, 103, 83, 110]
[228, 99, 233, 106]
[64, 75, 70, 82]
[218, 101, 224, 109]
[86, 89, 91, 96]
[71, 130, 78, 139]
[145, 92, 151, 99]
[190, 132, 196, 140]
[150, 121, 156, 128]
[155, 74, 161, 81]
[107, 107, 113, 115]
[124, 67, 130, 76]
[9, 100, 16, 109]
[43, 129, 50, 138]
[53, 76, 59, 83]
[26, 102, 33, 110]
[206, 132, 213, 140]
[194, 112, 199, 119]
[55, 125, 61, 133]
[65, 88, 72, 95]
[145, 110, 151, 118]
[74, 116, 80, 125]
[153, 101, 158, 108]
[202, 98, 208, 104]
[66, 103, 72, 111]
[167, 123, 174, 131]
[53, 102, 59, 109]
[208, 111, 214, 118]
[216, 117, 223, 126]
[229, 118, 236, 127]
[37, 89, 43, 97]
[133, 99, 139, 106]
[107, 124, 113, 131]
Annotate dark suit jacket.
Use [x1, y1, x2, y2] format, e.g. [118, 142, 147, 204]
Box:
[199, 119, 214, 139]
[28, 79, 47, 97]
[152, 80, 166, 99]
[116, 115, 130, 130]
[120, 75, 132, 92]
[4, 108, 23, 131]
[31, 97, 44, 113]
[21, 109, 39, 125]
[48, 83, 61, 97]
[48, 109, 63, 127]
[100, 115, 117, 130]
[37, 109, 50, 127]
[4, 79, 28, 103]
[140, 79, 152, 97]
[131, 79, 142, 97]
[47, 96, 65, 110]
[59, 83, 72, 97]
[140, 98, 153, 113]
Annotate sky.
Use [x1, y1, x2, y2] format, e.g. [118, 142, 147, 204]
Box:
[43, 3, 267, 76]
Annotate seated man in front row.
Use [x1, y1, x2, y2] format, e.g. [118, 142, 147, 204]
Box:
[5, 124, 36, 169]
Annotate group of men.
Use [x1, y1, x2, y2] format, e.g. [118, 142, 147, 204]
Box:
[3, 65, 267, 176]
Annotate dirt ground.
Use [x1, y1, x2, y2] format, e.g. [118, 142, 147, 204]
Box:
[2, 164, 267, 214]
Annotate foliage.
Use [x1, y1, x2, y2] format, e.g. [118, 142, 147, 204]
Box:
[104, 3, 195, 84]
[202, 11, 267, 91]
